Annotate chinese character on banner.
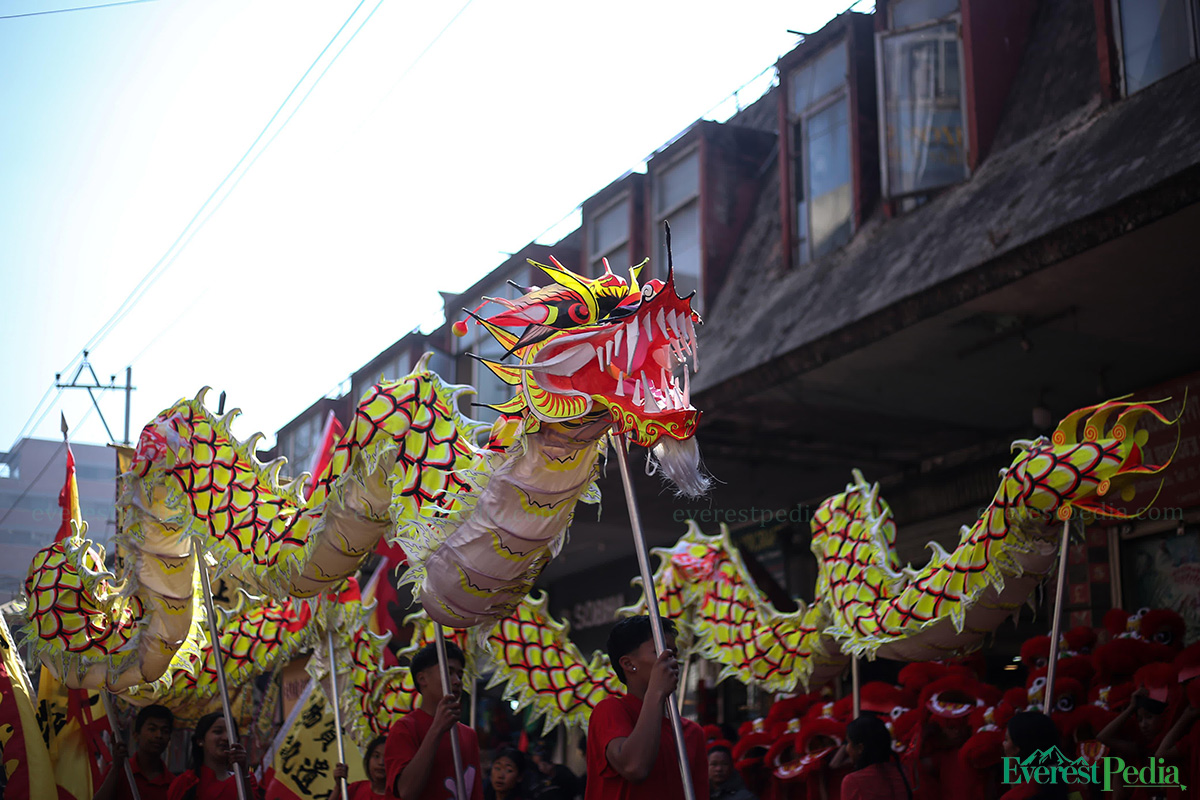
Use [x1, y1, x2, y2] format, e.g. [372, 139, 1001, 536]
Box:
[265, 685, 366, 800]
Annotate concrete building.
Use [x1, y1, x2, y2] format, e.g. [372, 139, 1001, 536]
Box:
[267, 0, 1200, 704]
[0, 438, 118, 602]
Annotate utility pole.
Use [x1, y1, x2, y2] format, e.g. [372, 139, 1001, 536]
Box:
[54, 352, 136, 445]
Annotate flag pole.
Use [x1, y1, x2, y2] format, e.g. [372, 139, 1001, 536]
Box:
[198, 554, 248, 800]
[326, 628, 351, 800]
[609, 433, 696, 800]
[100, 692, 142, 800]
[851, 657, 861, 718]
[434, 625, 468, 800]
[1042, 516, 1074, 716]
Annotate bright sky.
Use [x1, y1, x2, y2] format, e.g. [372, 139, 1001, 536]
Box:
[0, 0, 865, 452]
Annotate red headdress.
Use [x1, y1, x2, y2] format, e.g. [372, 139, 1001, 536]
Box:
[764, 717, 846, 784]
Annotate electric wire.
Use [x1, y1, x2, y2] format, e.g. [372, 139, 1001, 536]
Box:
[0, 0, 158, 21]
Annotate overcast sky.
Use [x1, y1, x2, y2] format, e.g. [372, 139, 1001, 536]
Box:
[0, 0, 866, 452]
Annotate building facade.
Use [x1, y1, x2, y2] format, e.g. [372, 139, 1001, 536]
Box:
[266, 0, 1200, 704]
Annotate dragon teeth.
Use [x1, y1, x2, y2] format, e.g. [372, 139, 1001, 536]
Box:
[641, 371, 659, 413]
[596, 346, 606, 372]
[626, 315, 639, 370]
[656, 308, 670, 340]
[683, 366, 691, 407]
[686, 316, 699, 372]
[605, 338, 614, 368]
[666, 309, 681, 338]
[615, 375, 625, 397]
[632, 376, 642, 406]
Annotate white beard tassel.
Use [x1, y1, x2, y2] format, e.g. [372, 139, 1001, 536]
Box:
[646, 435, 712, 499]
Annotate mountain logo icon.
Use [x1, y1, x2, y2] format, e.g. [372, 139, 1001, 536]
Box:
[1019, 747, 1088, 767]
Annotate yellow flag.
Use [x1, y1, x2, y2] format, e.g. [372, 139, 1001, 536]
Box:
[37, 666, 105, 800]
[0, 614, 57, 799]
[266, 680, 366, 799]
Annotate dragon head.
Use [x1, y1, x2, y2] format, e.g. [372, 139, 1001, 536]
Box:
[459, 257, 709, 494]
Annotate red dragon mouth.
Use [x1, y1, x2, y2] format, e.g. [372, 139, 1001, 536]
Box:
[536, 281, 700, 445]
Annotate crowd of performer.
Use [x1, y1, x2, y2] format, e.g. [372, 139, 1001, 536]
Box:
[93, 607, 1199, 800]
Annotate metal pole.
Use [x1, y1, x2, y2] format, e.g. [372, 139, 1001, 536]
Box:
[123, 366, 132, 445]
[851, 657, 861, 718]
[1042, 518, 1073, 716]
[677, 655, 691, 714]
[434, 625, 467, 800]
[326, 628, 350, 800]
[100, 692, 142, 800]
[198, 554, 248, 800]
[469, 672, 478, 730]
[609, 434, 697, 800]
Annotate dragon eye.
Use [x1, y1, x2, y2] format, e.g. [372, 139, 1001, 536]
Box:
[1031, 677, 1046, 692]
[567, 302, 590, 324]
[1057, 696, 1076, 712]
[1154, 630, 1173, 645]
[1035, 657, 1048, 668]
[890, 707, 905, 720]
[1136, 607, 1151, 618]
[642, 284, 655, 301]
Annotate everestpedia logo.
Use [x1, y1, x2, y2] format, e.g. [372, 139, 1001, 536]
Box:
[1001, 746, 1186, 792]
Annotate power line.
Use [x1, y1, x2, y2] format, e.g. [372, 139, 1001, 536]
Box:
[80, 0, 377, 359]
[0, 0, 158, 21]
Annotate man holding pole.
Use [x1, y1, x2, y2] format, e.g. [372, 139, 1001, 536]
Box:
[385, 641, 482, 800]
[94, 704, 176, 800]
[585, 617, 707, 800]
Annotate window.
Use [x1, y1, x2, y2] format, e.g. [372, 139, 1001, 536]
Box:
[1115, 0, 1199, 95]
[590, 197, 630, 274]
[890, 0, 958, 29]
[789, 40, 854, 264]
[654, 150, 702, 309]
[878, 18, 969, 198]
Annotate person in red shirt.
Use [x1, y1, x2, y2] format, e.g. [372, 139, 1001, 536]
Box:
[839, 714, 911, 800]
[999, 711, 1070, 800]
[584, 616, 706, 800]
[166, 712, 262, 800]
[94, 704, 176, 800]
[330, 735, 388, 799]
[386, 641, 482, 800]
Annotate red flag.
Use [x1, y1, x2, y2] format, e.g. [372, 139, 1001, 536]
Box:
[304, 411, 344, 500]
[55, 444, 79, 542]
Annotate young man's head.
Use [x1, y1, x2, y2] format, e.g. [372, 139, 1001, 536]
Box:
[606, 615, 677, 689]
[133, 704, 173, 756]
[707, 745, 734, 787]
[409, 641, 465, 701]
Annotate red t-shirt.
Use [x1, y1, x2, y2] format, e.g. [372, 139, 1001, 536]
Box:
[584, 694, 707, 800]
[385, 708, 482, 800]
[345, 780, 387, 799]
[108, 756, 174, 800]
[840, 763, 909, 800]
[166, 766, 262, 800]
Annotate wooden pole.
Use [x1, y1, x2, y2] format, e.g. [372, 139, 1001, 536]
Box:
[1042, 518, 1073, 716]
[851, 657, 861, 719]
[326, 628, 350, 800]
[434, 625, 468, 800]
[609, 433, 697, 800]
[100, 692, 142, 800]
[198, 554, 248, 800]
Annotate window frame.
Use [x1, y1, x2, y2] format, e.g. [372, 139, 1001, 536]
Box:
[875, 13, 972, 201]
[787, 39, 854, 265]
[1110, 0, 1200, 97]
[652, 144, 704, 308]
[588, 192, 632, 275]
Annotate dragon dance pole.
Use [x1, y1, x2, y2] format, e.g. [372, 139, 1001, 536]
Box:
[609, 433, 698, 800]
[677, 654, 691, 714]
[434, 624, 468, 800]
[326, 629, 350, 800]
[851, 657, 861, 719]
[1042, 517, 1074, 716]
[197, 553, 248, 800]
[100, 692, 142, 800]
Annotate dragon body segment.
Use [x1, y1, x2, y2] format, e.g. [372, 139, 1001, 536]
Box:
[817, 399, 1178, 663]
